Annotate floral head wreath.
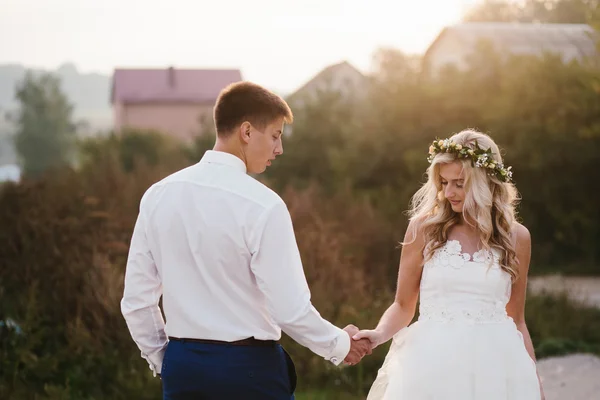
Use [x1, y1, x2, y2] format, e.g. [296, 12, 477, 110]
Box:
[427, 138, 513, 183]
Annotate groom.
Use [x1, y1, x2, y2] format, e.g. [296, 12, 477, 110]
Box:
[121, 81, 372, 399]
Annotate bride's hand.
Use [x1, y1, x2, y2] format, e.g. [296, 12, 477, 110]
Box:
[352, 329, 385, 350]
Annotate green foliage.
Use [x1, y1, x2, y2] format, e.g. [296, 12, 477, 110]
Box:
[0, 131, 185, 399]
[78, 129, 189, 174]
[267, 90, 365, 193]
[464, 0, 600, 24]
[296, 390, 362, 400]
[183, 131, 215, 164]
[1, 124, 599, 397]
[267, 46, 600, 274]
[526, 292, 600, 358]
[0, 175, 162, 399]
[14, 72, 76, 178]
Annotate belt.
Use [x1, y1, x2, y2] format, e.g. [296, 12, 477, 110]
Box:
[168, 336, 277, 347]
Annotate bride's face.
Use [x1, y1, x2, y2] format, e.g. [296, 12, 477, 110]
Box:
[439, 162, 466, 213]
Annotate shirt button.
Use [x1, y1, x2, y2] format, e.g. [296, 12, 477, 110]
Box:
[331, 357, 338, 363]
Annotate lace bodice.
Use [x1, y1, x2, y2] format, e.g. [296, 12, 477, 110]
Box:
[418, 240, 512, 323]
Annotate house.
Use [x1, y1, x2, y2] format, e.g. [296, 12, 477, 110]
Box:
[0, 163, 20, 183]
[0, 111, 18, 170]
[423, 23, 597, 75]
[286, 61, 368, 108]
[111, 67, 242, 141]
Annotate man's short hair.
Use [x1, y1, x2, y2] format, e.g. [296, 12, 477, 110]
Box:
[213, 81, 293, 138]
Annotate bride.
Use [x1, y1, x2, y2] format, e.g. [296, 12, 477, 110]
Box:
[353, 130, 544, 399]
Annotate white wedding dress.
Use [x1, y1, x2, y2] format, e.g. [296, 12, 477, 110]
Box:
[367, 240, 541, 400]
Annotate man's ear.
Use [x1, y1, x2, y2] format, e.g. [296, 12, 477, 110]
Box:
[240, 121, 252, 144]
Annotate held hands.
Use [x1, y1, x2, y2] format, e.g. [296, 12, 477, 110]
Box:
[342, 324, 373, 366]
[352, 329, 385, 350]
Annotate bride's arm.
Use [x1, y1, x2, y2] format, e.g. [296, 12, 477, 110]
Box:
[506, 223, 545, 399]
[353, 219, 424, 348]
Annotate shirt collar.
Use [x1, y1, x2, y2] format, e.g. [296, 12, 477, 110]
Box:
[199, 150, 247, 174]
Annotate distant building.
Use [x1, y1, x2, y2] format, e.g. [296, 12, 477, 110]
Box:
[0, 163, 20, 183]
[111, 67, 242, 141]
[286, 61, 369, 108]
[423, 23, 597, 75]
[0, 111, 17, 168]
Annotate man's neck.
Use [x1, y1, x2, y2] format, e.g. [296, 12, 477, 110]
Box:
[213, 139, 247, 167]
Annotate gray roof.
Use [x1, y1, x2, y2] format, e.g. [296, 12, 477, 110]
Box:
[287, 61, 367, 102]
[425, 22, 598, 62]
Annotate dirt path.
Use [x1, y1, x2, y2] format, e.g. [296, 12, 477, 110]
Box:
[538, 354, 600, 400]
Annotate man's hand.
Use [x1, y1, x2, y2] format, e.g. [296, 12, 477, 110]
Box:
[352, 329, 385, 350]
[343, 324, 372, 365]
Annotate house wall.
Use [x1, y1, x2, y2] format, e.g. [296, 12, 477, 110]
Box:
[113, 101, 124, 132]
[424, 34, 470, 74]
[288, 63, 368, 108]
[117, 102, 214, 142]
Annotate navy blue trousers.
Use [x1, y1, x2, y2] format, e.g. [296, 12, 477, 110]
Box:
[161, 339, 296, 400]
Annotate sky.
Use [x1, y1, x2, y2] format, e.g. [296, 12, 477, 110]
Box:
[0, 0, 478, 93]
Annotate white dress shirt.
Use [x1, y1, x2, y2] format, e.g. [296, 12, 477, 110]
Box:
[121, 150, 350, 375]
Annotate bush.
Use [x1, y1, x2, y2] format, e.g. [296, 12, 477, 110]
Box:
[526, 292, 600, 358]
[3, 132, 597, 397]
[0, 131, 184, 399]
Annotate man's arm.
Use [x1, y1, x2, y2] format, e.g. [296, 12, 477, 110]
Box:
[121, 194, 167, 376]
[250, 201, 356, 365]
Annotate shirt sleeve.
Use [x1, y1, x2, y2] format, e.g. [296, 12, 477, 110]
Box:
[120, 191, 167, 376]
[249, 201, 350, 365]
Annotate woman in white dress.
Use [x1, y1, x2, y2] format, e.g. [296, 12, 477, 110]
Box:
[353, 129, 545, 399]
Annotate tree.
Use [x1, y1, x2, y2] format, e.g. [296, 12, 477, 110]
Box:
[464, 0, 524, 22]
[464, 0, 599, 24]
[14, 72, 75, 177]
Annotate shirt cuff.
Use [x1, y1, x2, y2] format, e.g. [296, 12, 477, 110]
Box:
[143, 347, 166, 376]
[326, 329, 351, 366]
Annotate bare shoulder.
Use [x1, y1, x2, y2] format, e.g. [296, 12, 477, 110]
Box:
[404, 216, 426, 247]
[512, 222, 531, 248]
[511, 223, 532, 275]
[407, 216, 424, 234]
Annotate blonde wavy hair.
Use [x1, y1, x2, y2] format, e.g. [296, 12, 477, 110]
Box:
[407, 129, 520, 281]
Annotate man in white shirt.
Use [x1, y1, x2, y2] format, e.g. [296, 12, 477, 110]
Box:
[121, 81, 371, 399]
